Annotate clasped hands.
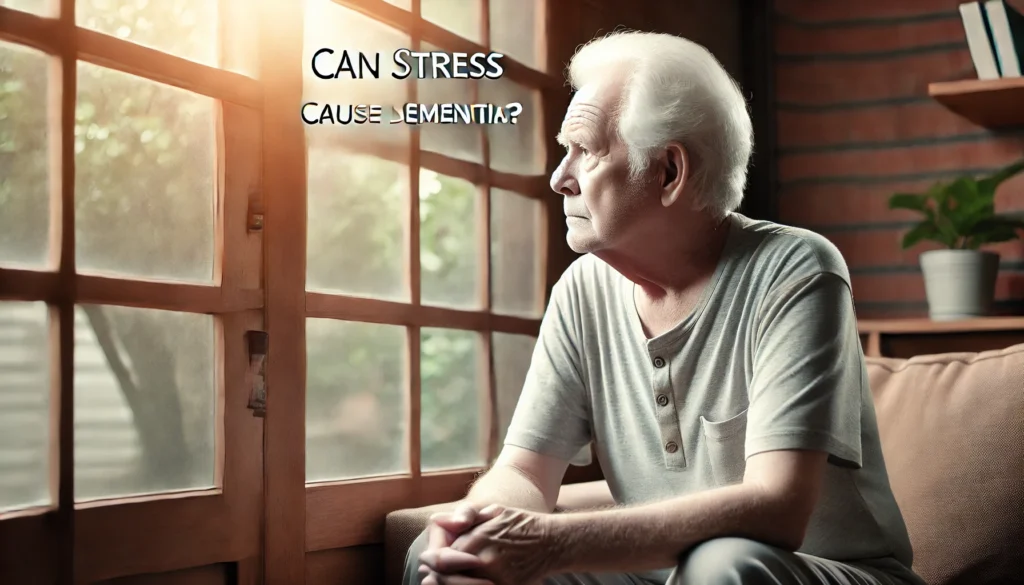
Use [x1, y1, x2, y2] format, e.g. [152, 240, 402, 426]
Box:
[418, 502, 555, 585]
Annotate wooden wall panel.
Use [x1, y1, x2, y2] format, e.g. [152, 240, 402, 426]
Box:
[94, 564, 226, 585]
[306, 546, 384, 585]
[774, 0, 1024, 318]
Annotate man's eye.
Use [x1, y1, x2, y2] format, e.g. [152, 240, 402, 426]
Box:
[577, 144, 589, 155]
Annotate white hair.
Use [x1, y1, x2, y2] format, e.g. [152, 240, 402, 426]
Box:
[567, 31, 753, 219]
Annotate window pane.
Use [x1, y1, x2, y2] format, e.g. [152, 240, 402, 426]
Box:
[1, 0, 52, 16]
[491, 332, 534, 451]
[479, 77, 544, 175]
[75, 63, 215, 283]
[491, 189, 542, 317]
[422, 0, 481, 44]
[384, 0, 411, 9]
[421, 328, 484, 471]
[74, 305, 214, 501]
[418, 44, 483, 164]
[0, 41, 50, 269]
[76, 0, 217, 67]
[490, 0, 541, 70]
[0, 302, 51, 512]
[306, 151, 408, 300]
[303, 0, 410, 149]
[420, 170, 481, 309]
[306, 319, 407, 482]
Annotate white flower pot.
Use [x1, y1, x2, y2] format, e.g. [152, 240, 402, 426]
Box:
[920, 250, 1000, 321]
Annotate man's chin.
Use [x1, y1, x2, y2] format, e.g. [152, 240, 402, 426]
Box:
[565, 232, 598, 255]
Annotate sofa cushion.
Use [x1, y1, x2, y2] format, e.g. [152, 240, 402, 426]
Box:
[866, 343, 1024, 585]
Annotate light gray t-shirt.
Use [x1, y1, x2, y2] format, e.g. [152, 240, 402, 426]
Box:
[504, 213, 916, 582]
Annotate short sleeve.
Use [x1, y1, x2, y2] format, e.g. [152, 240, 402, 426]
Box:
[502, 273, 592, 461]
[745, 271, 864, 468]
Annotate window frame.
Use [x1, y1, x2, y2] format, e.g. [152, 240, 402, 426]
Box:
[0, 0, 567, 582]
[286, 0, 556, 561]
[0, 2, 264, 583]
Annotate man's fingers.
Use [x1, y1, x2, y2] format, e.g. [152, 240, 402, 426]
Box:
[434, 502, 479, 531]
[476, 504, 504, 522]
[419, 547, 484, 574]
[422, 573, 493, 585]
[449, 529, 487, 556]
[431, 574, 494, 585]
[426, 522, 453, 550]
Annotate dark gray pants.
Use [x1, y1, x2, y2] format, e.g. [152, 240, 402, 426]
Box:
[403, 532, 925, 585]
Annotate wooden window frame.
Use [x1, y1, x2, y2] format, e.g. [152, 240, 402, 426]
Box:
[287, 0, 556, 561]
[1, 0, 565, 582]
[0, 2, 263, 583]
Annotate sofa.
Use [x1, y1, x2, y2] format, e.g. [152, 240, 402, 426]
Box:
[384, 343, 1024, 585]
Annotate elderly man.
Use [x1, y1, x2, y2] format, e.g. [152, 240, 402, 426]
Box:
[404, 31, 925, 585]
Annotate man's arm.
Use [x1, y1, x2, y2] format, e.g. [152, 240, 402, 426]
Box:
[556, 480, 615, 512]
[463, 445, 570, 513]
[547, 448, 827, 574]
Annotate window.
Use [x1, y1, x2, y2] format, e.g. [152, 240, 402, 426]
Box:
[299, 0, 552, 554]
[1, 0, 555, 581]
[0, 0, 262, 581]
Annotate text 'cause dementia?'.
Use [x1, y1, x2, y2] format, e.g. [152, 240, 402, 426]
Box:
[301, 49, 524, 126]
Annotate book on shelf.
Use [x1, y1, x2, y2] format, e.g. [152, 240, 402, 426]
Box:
[985, 0, 1024, 77]
[959, 1, 1024, 80]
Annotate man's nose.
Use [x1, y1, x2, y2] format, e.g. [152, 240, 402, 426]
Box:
[550, 159, 581, 197]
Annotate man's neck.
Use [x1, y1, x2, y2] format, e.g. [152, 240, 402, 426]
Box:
[595, 212, 731, 298]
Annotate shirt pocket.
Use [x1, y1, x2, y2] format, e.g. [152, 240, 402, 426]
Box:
[699, 408, 748, 486]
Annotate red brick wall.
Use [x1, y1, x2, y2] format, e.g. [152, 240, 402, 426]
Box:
[773, 0, 1024, 318]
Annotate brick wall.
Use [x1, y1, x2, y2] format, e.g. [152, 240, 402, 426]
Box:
[774, 0, 1024, 318]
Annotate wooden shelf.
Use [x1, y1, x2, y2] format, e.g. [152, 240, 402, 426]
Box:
[928, 77, 1024, 129]
[859, 316, 1024, 335]
[859, 317, 1024, 358]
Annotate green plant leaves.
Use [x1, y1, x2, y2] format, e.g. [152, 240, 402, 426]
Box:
[968, 215, 1024, 248]
[977, 159, 1024, 197]
[901, 220, 946, 249]
[888, 159, 1024, 250]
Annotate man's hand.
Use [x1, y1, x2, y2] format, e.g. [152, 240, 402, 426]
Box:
[419, 505, 556, 585]
[419, 502, 497, 583]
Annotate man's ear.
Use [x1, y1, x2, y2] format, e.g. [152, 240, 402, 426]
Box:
[661, 142, 689, 207]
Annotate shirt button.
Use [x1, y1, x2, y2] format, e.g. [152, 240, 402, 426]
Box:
[656, 394, 669, 407]
[653, 356, 666, 368]
[665, 441, 678, 454]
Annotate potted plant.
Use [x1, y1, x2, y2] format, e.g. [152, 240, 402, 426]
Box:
[889, 159, 1024, 321]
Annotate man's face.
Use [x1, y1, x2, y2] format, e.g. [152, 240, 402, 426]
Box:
[550, 81, 658, 254]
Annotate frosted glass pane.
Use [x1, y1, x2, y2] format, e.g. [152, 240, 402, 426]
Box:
[421, 328, 484, 471]
[491, 189, 542, 317]
[420, 170, 481, 309]
[491, 332, 534, 450]
[418, 44, 483, 164]
[74, 305, 214, 501]
[479, 77, 544, 175]
[0, 302, 51, 512]
[77, 0, 218, 66]
[422, 0, 481, 44]
[306, 319, 408, 482]
[75, 63, 215, 283]
[1, 0, 52, 16]
[306, 151, 408, 300]
[0, 41, 50, 269]
[303, 0, 410, 149]
[490, 0, 541, 70]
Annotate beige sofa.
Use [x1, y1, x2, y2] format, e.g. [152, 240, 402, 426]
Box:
[385, 343, 1024, 585]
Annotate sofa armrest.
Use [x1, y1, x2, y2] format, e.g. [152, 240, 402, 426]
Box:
[384, 502, 460, 585]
